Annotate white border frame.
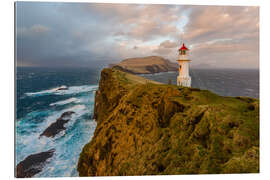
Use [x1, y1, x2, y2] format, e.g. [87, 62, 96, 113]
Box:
[1, 0, 269, 179]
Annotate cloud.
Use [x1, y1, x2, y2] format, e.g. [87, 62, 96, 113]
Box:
[183, 6, 259, 44]
[17, 24, 50, 37]
[189, 39, 259, 68]
[16, 2, 118, 67]
[30, 24, 50, 33]
[152, 40, 177, 56]
[160, 40, 178, 48]
[178, 5, 259, 68]
[84, 4, 183, 41]
[15, 2, 259, 69]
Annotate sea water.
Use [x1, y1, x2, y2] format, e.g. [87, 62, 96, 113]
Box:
[16, 67, 101, 177]
[16, 67, 259, 177]
[141, 69, 259, 99]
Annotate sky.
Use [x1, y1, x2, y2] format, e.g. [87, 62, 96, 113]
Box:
[16, 2, 259, 69]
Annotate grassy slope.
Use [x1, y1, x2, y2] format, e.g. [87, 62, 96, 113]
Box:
[112, 56, 178, 74]
[77, 68, 259, 176]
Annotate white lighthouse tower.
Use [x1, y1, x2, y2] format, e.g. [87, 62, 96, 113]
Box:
[177, 43, 191, 87]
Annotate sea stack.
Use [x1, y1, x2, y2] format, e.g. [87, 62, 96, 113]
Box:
[177, 43, 191, 87]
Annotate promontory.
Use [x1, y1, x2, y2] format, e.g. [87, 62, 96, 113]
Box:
[77, 68, 259, 176]
[109, 56, 178, 74]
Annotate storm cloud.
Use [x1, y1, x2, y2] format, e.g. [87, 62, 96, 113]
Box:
[16, 2, 259, 69]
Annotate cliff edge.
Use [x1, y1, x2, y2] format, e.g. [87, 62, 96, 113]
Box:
[77, 68, 259, 176]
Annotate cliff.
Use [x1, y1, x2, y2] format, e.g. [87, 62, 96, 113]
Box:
[109, 56, 178, 74]
[77, 68, 259, 176]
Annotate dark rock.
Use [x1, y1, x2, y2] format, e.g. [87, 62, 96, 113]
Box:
[57, 86, 68, 91]
[16, 149, 55, 178]
[40, 111, 75, 138]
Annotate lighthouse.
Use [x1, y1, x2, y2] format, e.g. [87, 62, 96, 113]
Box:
[177, 43, 191, 87]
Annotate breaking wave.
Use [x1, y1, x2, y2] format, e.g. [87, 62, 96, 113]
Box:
[25, 85, 98, 97]
[50, 98, 80, 106]
[16, 84, 98, 177]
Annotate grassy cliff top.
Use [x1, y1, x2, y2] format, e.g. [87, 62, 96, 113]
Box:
[78, 68, 259, 176]
[110, 67, 162, 85]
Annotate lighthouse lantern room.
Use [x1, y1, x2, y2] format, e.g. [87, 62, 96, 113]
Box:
[177, 43, 191, 87]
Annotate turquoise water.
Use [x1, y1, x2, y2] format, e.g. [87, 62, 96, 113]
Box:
[16, 67, 101, 177]
[16, 67, 259, 177]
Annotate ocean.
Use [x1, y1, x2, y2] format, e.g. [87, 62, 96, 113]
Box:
[141, 69, 259, 99]
[15, 67, 259, 177]
[16, 67, 101, 177]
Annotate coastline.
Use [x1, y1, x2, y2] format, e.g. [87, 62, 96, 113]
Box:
[77, 68, 259, 176]
[15, 67, 259, 177]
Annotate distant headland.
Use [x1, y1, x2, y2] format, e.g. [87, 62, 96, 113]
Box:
[109, 56, 178, 74]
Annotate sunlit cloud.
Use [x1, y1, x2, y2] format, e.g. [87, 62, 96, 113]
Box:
[16, 2, 259, 69]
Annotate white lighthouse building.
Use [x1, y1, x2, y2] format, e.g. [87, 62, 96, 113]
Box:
[177, 43, 191, 87]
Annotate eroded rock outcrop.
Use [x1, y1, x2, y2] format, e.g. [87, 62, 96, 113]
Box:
[78, 68, 259, 176]
[40, 111, 75, 138]
[16, 149, 55, 178]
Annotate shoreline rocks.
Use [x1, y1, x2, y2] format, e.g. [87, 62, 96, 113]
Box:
[16, 149, 55, 178]
[17, 111, 75, 177]
[40, 111, 75, 138]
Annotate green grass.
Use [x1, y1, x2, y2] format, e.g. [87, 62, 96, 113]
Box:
[77, 68, 259, 176]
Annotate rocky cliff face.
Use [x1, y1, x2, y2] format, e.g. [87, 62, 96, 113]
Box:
[109, 56, 178, 74]
[77, 68, 259, 176]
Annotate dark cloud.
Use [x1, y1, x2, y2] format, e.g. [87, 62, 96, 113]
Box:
[16, 2, 259, 69]
[16, 2, 121, 67]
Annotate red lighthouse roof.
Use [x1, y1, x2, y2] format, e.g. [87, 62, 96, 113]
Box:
[179, 43, 189, 51]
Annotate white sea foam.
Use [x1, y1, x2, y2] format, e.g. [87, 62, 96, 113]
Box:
[65, 104, 87, 117]
[25, 85, 98, 97]
[17, 85, 97, 177]
[63, 105, 88, 128]
[25, 85, 67, 96]
[40, 104, 87, 134]
[16, 103, 91, 165]
[37, 119, 97, 177]
[49, 98, 80, 106]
